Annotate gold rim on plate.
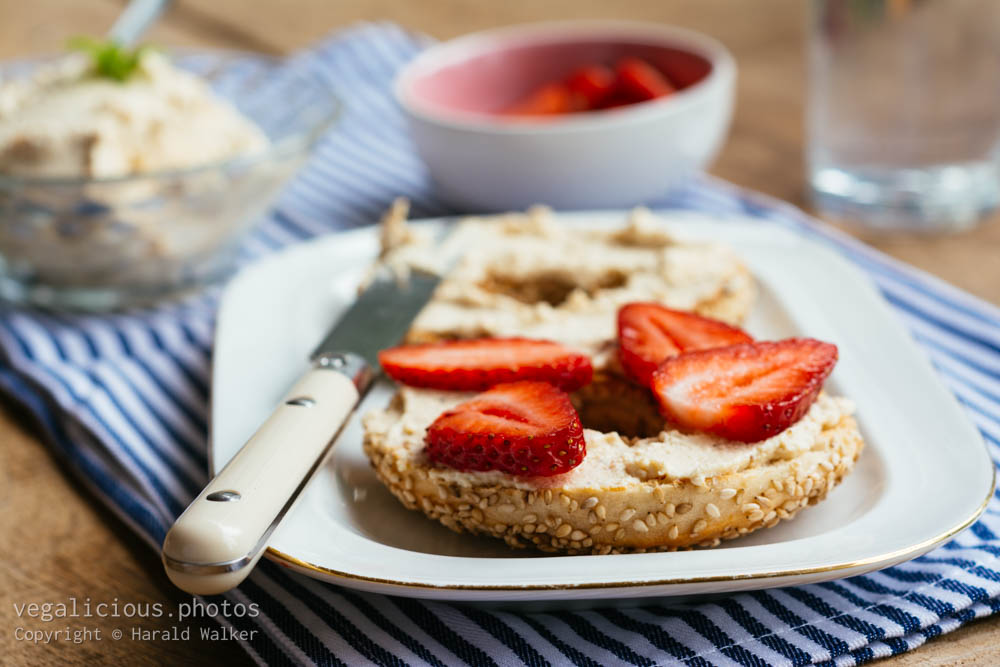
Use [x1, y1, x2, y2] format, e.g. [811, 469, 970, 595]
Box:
[263, 471, 995, 594]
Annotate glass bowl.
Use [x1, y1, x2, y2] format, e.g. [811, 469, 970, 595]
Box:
[0, 50, 339, 311]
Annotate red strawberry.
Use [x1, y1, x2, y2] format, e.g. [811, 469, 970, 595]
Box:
[425, 381, 586, 476]
[651, 339, 838, 443]
[615, 57, 677, 102]
[617, 303, 753, 386]
[566, 64, 617, 109]
[378, 338, 593, 392]
[503, 82, 576, 115]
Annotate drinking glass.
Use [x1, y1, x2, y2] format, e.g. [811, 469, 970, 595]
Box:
[807, 0, 1000, 231]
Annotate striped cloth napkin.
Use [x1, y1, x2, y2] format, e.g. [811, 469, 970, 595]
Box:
[3, 22, 1000, 667]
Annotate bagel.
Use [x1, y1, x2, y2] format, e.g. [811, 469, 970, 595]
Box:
[361, 206, 864, 553]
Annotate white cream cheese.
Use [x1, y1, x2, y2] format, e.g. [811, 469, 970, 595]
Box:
[364, 388, 855, 490]
[396, 208, 752, 355]
[362, 207, 855, 490]
[0, 52, 268, 178]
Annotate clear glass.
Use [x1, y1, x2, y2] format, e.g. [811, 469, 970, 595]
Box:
[807, 0, 1000, 232]
[0, 51, 340, 310]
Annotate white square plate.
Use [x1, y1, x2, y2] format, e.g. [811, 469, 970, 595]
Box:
[211, 212, 993, 603]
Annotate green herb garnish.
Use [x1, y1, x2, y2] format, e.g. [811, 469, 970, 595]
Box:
[67, 37, 153, 82]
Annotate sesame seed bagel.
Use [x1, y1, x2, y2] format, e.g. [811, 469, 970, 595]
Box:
[363, 397, 862, 553]
[362, 205, 864, 553]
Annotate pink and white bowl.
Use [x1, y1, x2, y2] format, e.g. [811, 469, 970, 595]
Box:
[394, 20, 736, 211]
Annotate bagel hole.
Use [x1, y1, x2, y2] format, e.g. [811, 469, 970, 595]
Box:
[480, 270, 627, 307]
[572, 375, 665, 440]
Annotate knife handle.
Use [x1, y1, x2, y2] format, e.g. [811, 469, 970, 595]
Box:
[161, 352, 371, 595]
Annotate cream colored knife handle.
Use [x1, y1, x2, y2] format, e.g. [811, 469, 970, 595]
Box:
[161, 353, 370, 595]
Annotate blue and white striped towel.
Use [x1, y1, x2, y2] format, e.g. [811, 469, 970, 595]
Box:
[3, 22, 1000, 667]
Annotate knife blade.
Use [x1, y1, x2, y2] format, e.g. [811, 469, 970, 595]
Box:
[161, 265, 442, 595]
[312, 268, 441, 369]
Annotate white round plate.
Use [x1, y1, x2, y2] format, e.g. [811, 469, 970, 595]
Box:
[211, 211, 993, 603]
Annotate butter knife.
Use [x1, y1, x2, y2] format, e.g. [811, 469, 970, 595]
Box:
[161, 268, 440, 595]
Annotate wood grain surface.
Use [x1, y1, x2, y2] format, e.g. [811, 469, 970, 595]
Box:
[1, 1, 998, 665]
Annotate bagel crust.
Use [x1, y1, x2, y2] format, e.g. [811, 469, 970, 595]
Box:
[362, 206, 864, 553]
[363, 397, 862, 554]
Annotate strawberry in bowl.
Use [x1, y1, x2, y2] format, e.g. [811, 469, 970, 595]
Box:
[393, 20, 735, 210]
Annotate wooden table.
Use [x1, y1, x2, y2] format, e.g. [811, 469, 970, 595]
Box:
[1, 1, 998, 665]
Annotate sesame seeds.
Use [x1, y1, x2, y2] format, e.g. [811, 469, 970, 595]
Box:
[364, 397, 865, 556]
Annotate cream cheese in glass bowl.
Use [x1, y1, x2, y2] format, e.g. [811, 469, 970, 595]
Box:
[0, 48, 339, 310]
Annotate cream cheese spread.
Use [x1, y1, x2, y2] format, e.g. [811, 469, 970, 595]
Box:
[364, 388, 854, 490]
[364, 207, 855, 489]
[0, 52, 267, 178]
[393, 207, 754, 356]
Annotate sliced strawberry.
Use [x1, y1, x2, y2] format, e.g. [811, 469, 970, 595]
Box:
[618, 303, 753, 386]
[615, 57, 677, 102]
[503, 82, 576, 116]
[566, 64, 617, 109]
[378, 337, 593, 392]
[425, 381, 586, 476]
[651, 339, 838, 443]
